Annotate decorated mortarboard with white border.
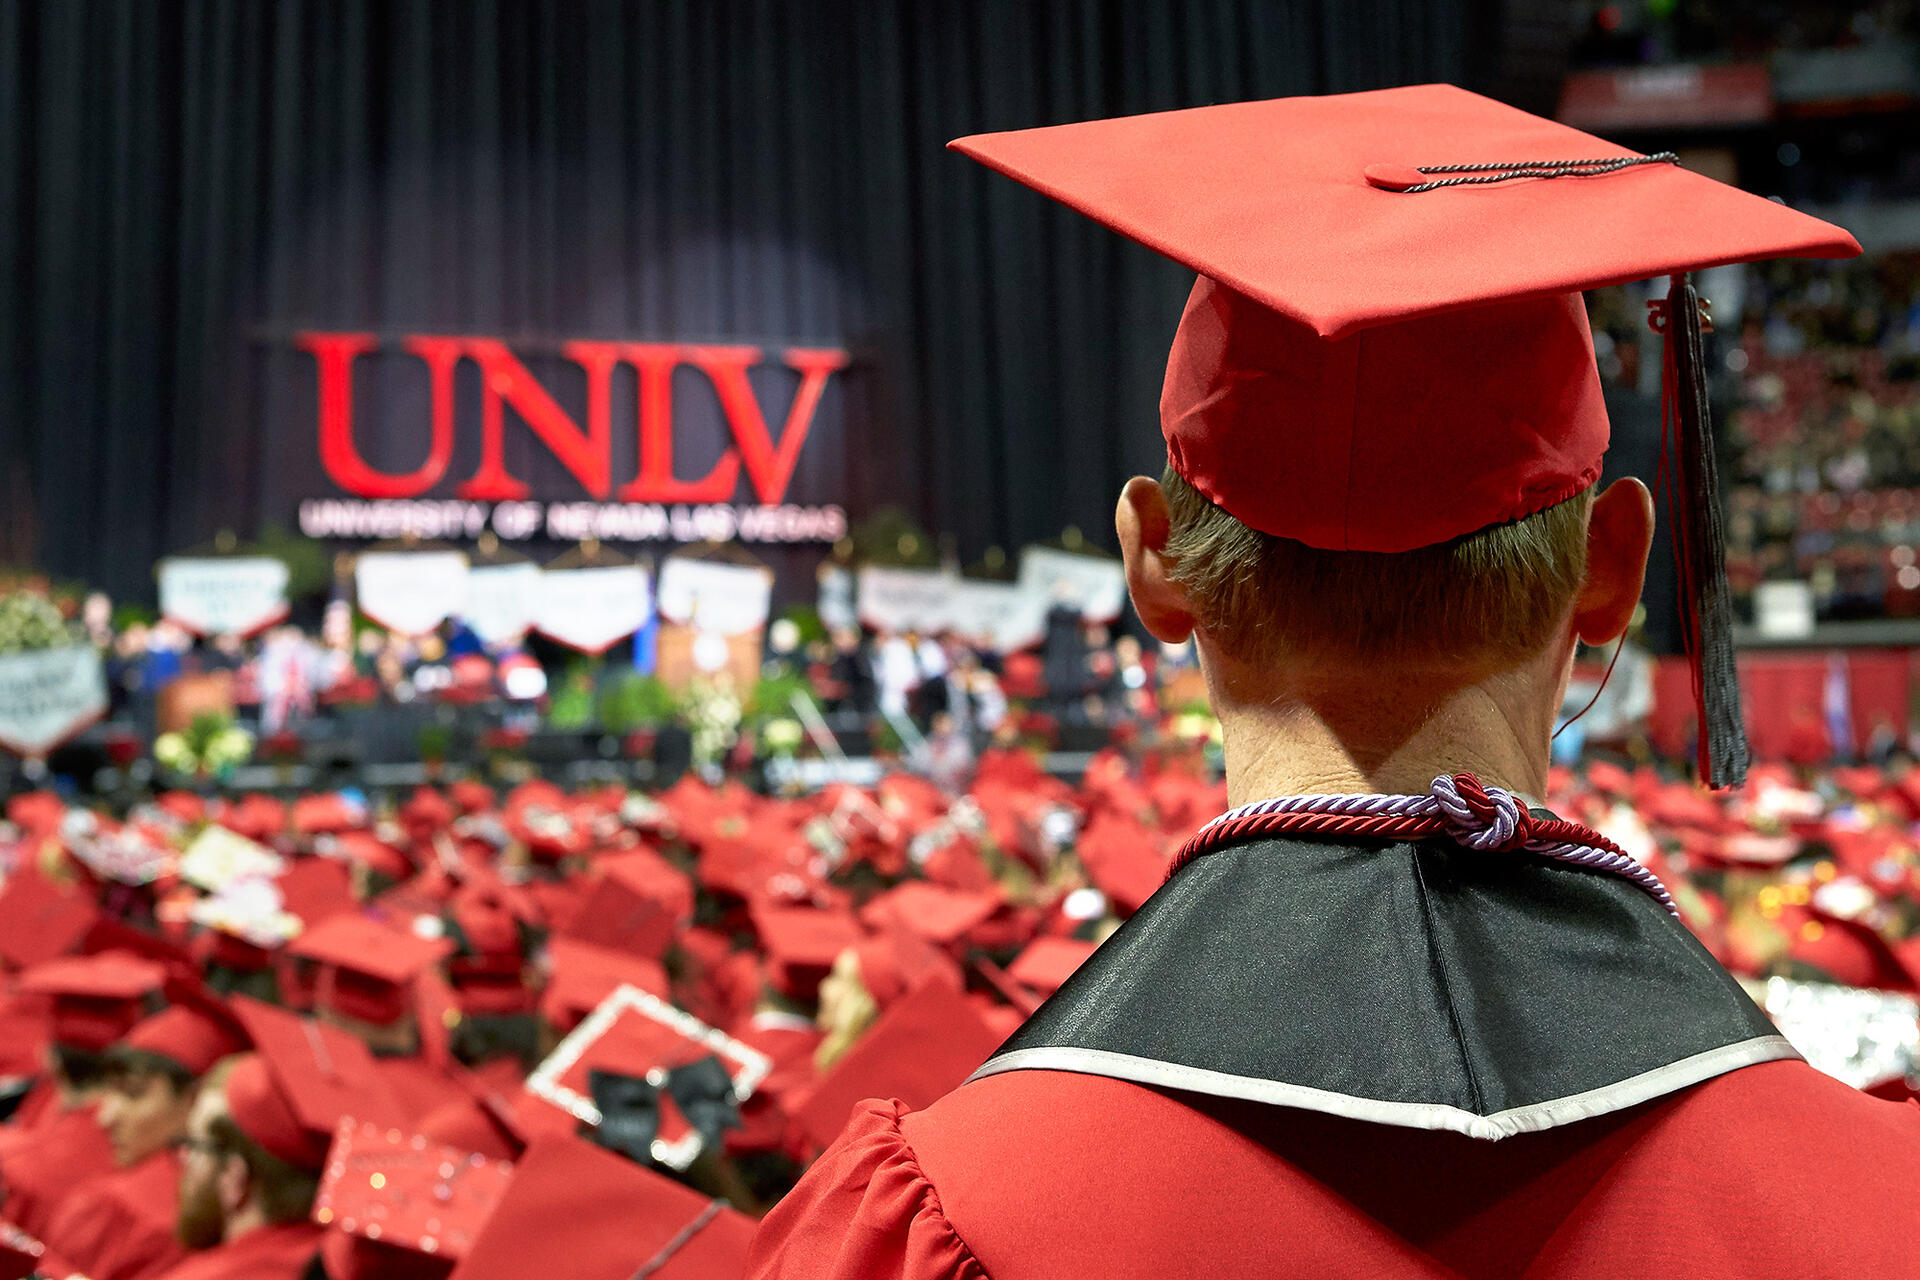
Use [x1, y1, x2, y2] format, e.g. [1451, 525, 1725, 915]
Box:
[523, 984, 770, 1171]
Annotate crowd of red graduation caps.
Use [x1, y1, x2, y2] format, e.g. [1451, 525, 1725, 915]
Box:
[2, 742, 1920, 1279]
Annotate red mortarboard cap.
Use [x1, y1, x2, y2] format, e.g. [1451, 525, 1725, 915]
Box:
[218, 793, 288, 844]
[1645, 783, 1731, 835]
[291, 915, 454, 1026]
[858, 882, 1004, 949]
[1585, 761, 1633, 797]
[442, 891, 532, 1019]
[227, 997, 406, 1169]
[0, 1007, 52, 1080]
[444, 1136, 756, 1280]
[559, 877, 677, 963]
[196, 929, 277, 975]
[448, 781, 496, 816]
[502, 782, 590, 863]
[80, 917, 198, 978]
[17, 952, 166, 1051]
[312, 1118, 515, 1262]
[540, 937, 670, 1034]
[327, 831, 414, 882]
[276, 856, 358, 929]
[1145, 772, 1226, 838]
[415, 1060, 531, 1161]
[792, 981, 1002, 1154]
[953, 84, 1859, 789]
[952, 84, 1854, 544]
[876, 772, 949, 832]
[971, 956, 1042, 1018]
[1831, 766, 1889, 800]
[970, 991, 1029, 1041]
[120, 999, 249, 1077]
[400, 788, 456, 838]
[0, 868, 100, 969]
[505, 779, 567, 811]
[153, 791, 207, 825]
[6, 791, 66, 837]
[749, 905, 863, 999]
[1007, 936, 1099, 996]
[852, 925, 964, 1009]
[292, 914, 453, 983]
[1779, 904, 1915, 995]
[525, 877, 593, 935]
[558, 853, 692, 962]
[445, 888, 525, 970]
[655, 775, 724, 830]
[292, 793, 366, 837]
[600, 849, 696, 922]
[374, 868, 460, 918]
[1075, 813, 1174, 916]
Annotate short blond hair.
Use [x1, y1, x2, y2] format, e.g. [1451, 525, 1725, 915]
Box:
[1160, 467, 1591, 665]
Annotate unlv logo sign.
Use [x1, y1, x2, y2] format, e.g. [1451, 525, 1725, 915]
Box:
[295, 333, 850, 544]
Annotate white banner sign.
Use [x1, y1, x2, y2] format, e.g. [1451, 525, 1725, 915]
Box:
[656, 558, 774, 636]
[0, 646, 108, 757]
[354, 551, 471, 637]
[945, 578, 1049, 653]
[158, 557, 290, 637]
[461, 562, 543, 646]
[1018, 547, 1128, 623]
[536, 565, 653, 654]
[855, 566, 955, 634]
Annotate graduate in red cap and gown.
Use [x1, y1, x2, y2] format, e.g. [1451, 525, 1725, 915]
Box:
[0, 952, 163, 1240]
[287, 914, 467, 1121]
[39, 997, 249, 1280]
[152, 998, 403, 1280]
[750, 85, 1920, 1278]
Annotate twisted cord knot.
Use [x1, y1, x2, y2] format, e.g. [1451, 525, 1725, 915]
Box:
[1428, 774, 1532, 852]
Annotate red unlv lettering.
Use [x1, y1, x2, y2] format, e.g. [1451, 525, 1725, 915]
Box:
[296, 334, 848, 504]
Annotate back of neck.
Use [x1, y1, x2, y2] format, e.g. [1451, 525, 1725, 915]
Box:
[1209, 651, 1562, 808]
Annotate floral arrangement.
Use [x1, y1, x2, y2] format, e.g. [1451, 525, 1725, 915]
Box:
[0, 590, 76, 654]
[683, 676, 744, 771]
[600, 672, 681, 734]
[154, 712, 254, 779]
[760, 717, 805, 757]
[745, 671, 810, 760]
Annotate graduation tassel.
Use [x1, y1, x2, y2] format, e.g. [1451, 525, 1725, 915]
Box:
[1655, 272, 1749, 788]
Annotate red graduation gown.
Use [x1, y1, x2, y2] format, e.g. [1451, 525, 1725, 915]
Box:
[0, 1104, 116, 1238]
[149, 1222, 322, 1280]
[748, 1062, 1920, 1279]
[40, 1149, 187, 1280]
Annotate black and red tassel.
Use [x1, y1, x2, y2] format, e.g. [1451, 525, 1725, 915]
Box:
[1654, 272, 1749, 788]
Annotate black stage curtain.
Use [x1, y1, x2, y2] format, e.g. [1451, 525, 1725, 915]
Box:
[2, 0, 1475, 602]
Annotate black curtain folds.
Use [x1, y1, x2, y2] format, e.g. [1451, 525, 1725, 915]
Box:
[2, 0, 1474, 602]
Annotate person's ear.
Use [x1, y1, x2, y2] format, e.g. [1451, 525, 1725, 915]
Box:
[1572, 478, 1655, 647]
[1115, 478, 1196, 646]
[218, 1152, 251, 1214]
